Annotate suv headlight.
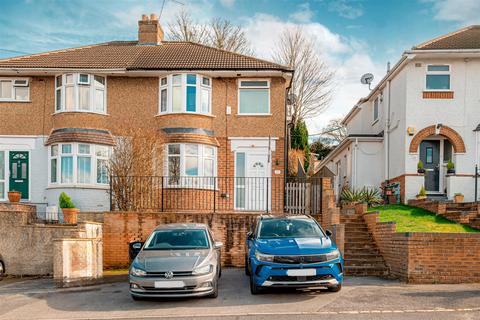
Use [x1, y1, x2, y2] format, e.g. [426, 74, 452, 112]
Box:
[192, 264, 213, 275]
[255, 250, 274, 262]
[130, 266, 147, 277]
[325, 249, 340, 261]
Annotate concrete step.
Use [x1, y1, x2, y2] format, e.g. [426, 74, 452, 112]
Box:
[344, 265, 389, 276]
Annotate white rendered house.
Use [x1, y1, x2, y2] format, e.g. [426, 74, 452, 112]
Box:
[320, 26, 480, 203]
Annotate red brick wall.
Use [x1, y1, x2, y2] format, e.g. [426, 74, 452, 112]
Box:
[407, 199, 447, 215]
[363, 211, 480, 284]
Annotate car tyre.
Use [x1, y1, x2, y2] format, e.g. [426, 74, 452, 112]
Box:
[250, 275, 262, 295]
[0, 261, 4, 279]
[208, 279, 219, 298]
[327, 284, 342, 292]
[245, 256, 251, 276]
[131, 294, 144, 301]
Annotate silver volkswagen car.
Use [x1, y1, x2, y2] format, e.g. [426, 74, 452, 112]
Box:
[129, 223, 222, 300]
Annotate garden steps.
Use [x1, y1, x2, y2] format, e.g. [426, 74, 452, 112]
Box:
[341, 214, 389, 277]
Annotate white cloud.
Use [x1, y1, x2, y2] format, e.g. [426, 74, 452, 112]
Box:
[289, 3, 315, 23]
[242, 13, 384, 134]
[426, 0, 480, 25]
[328, 0, 363, 20]
[219, 0, 235, 8]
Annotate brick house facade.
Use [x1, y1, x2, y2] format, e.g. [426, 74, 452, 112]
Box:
[0, 14, 292, 212]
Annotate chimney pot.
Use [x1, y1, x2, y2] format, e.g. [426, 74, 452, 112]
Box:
[150, 13, 158, 21]
[142, 14, 149, 21]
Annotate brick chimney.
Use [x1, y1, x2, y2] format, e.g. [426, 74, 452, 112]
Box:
[138, 13, 164, 45]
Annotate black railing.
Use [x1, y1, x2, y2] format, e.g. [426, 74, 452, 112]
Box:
[110, 176, 324, 214]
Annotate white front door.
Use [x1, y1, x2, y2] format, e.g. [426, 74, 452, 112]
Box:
[235, 151, 271, 211]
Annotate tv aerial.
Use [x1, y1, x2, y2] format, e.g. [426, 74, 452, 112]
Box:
[360, 73, 374, 90]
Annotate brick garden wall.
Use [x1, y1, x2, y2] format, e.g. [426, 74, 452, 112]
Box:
[363, 211, 480, 284]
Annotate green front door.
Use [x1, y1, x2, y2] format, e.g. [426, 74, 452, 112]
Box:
[9, 151, 29, 200]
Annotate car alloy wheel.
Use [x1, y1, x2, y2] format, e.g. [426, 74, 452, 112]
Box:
[0, 261, 4, 278]
[250, 275, 261, 295]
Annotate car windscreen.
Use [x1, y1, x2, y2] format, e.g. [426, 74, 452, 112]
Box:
[143, 229, 210, 250]
[258, 219, 324, 239]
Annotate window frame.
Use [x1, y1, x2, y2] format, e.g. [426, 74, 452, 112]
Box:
[157, 74, 212, 116]
[425, 64, 451, 92]
[0, 77, 30, 102]
[48, 142, 111, 188]
[372, 97, 379, 124]
[237, 78, 271, 116]
[54, 73, 107, 114]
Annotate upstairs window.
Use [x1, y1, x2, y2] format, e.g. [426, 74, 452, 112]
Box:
[238, 79, 270, 115]
[373, 97, 379, 122]
[55, 73, 106, 113]
[426, 65, 450, 91]
[0, 78, 30, 102]
[158, 74, 211, 115]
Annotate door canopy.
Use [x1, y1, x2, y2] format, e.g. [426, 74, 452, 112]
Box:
[409, 125, 466, 153]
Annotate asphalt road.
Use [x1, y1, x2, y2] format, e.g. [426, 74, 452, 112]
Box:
[0, 269, 479, 320]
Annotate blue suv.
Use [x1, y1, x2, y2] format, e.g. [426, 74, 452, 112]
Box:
[245, 215, 343, 294]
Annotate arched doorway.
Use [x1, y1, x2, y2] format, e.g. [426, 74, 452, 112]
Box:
[409, 125, 466, 193]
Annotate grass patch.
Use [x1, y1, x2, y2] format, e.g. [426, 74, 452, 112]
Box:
[367, 204, 480, 233]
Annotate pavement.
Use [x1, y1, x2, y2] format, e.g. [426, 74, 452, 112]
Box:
[0, 269, 479, 320]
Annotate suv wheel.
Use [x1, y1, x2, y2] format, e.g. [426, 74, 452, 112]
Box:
[244, 256, 251, 276]
[327, 284, 342, 292]
[0, 261, 4, 279]
[250, 275, 261, 295]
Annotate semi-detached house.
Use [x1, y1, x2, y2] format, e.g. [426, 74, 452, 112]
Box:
[320, 25, 480, 203]
[0, 14, 292, 212]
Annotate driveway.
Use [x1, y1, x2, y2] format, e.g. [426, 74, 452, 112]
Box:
[0, 269, 479, 320]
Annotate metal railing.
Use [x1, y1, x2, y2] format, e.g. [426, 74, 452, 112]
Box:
[109, 176, 323, 214]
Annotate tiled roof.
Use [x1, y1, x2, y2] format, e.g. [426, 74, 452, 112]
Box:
[45, 128, 115, 146]
[414, 25, 480, 50]
[0, 41, 290, 71]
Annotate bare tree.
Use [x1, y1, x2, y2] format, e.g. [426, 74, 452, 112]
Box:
[109, 125, 158, 211]
[322, 118, 347, 144]
[166, 10, 252, 55]
[273, 27, 334, 127]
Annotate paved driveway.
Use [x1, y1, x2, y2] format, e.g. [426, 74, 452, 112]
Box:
[0, 269, 479, 320]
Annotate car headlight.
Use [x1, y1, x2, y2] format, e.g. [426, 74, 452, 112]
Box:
[325, 249, 340, 261]
[192, 264, 213, 275]
[255, 250, 274, 262]
[130, 266, 147, 277]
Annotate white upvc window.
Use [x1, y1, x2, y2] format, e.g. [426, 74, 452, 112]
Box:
[166, 143, 217, 187]
[0, 78, 30, 102]
[426, 64, 451, 91]
[49, 142, 111, 186]
[158, 73, 212, 115]
[373, 97, 379, 123]
[0, 151, 5, 200]
[55, 73, 106, 113]
[238, 79, 270, 115]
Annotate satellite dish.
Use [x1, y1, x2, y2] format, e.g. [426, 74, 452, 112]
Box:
[360, 73, 374, 90]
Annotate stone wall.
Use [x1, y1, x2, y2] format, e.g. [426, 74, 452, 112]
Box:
[363, 211, 480, 284]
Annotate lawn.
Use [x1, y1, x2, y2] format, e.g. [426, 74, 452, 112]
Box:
[367, 204, 480, 233]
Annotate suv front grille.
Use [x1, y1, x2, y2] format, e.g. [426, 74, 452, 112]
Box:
[268, 274, 333, 282]
[273, 255, 330, 264]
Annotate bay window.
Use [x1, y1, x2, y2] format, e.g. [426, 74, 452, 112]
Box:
[166, 143, 217, 186]
[55, 73, 106, 113]
[238, 79, 270, 115]
[426, 65, 450, 91]
[158, 74, 211, 115]
[49, 143, 111, 186]
[0, 78, 30, 102]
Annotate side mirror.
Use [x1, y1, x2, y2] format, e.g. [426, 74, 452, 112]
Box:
[129, 241, 144, 261]
[214, 241, 223, 249]
[325, 229, 333, 237]
[247, 231, 254, 240]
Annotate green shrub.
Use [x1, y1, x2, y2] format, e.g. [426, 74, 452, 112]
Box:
[454, 192, 463, 196]
[361, 187, 383, 206]
[418, 186, 427, 197]
[59, 192, 75, 209]
[417, 160, 424, 170]
[340, 187, 382, 206]
[447, 160, 455, 170]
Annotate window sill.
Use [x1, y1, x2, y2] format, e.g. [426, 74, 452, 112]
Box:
[0, 100, 31, 103]
[155, 112, 215, 118]
[47, 184, 109, 190]
[372, 119, 379, 126]
[236, 113, 272, 117]
[52, 110, 109, 116]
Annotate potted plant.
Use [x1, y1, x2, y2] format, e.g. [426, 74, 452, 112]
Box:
[454, 192, 464, 203]
[416, 186, 427, 200]
[59, 192, 79, 224]
[417, 160, 425, 174]
[7, 190, 21, 203]
[447, 160, 455, 174]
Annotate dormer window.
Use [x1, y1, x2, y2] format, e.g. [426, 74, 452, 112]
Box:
[55, 73, 106, 114]
[158, 74, 212, 115]
[0, 78, 30, 102]
[426, 65, 450, 91]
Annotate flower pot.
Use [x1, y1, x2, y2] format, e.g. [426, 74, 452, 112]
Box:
[447, 169, 456, 175]
[454, 195, 464, 203]
[62, 208, 79, 224]
[416, 195, 427, 201]
[7, 191, 21, 203]
[417, 169, 425, 174]
[355, 203, 367, 215]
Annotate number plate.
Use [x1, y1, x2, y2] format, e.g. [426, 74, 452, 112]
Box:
[154, 281, 185, 288]
[286, 269, 316, 276]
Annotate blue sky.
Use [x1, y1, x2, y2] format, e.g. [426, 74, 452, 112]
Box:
[1, 0, 479, 132]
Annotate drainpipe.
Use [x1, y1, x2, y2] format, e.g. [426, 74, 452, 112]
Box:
[385, 80, 392, 183]
[353, 138, 358, 189]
